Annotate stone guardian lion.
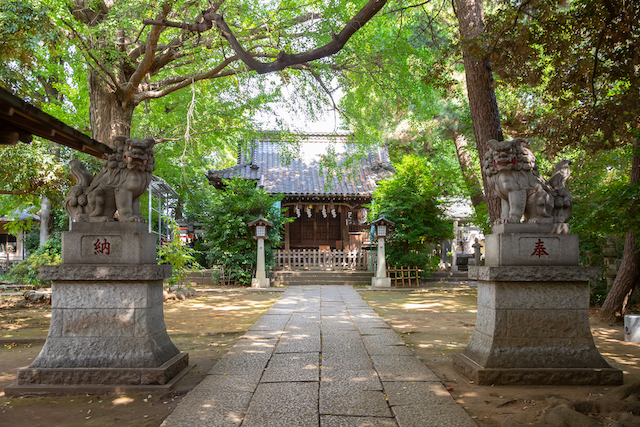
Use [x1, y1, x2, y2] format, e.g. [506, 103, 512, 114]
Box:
[65, 135, 155, 222]
[483, 138, 571, 225]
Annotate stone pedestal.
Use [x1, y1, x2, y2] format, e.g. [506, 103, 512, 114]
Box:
[371, 237, 391, 288]
[251, 278, 270, 288]
[371, 277, 391, 288]
[251, 237, 270, 288]
[5, 223, 189, 396]
[453, 224, 623, 385]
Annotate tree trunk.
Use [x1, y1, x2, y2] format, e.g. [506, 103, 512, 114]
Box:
[452, 130, 486, 210]
[454, 0, 503, 223]
[39, 196, 51, 246]
[88, 71, 135, 143]
[599, 139, 640, 321]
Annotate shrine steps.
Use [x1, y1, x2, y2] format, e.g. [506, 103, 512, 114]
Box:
[270, 270, 374, 287]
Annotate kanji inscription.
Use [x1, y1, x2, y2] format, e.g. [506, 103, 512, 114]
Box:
[81, 235, 122, 259]
[531, 239, 549, 258]
[94, 238, 111, 255]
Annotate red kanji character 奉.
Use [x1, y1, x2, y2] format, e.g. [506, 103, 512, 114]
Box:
[531, 239, 549, 257]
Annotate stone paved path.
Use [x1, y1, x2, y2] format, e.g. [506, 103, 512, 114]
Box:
[161, 286, 477, 427]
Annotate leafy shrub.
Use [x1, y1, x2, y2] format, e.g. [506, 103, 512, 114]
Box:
[4, 232, 61, 287]
[158, 222, 201, 287]
[200, 178, 286, 286]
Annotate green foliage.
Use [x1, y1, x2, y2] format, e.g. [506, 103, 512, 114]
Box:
[158, 221, 201, 286]
[370, 155, 453, 271]
[562, 145, 636, 240]
[22, 226, 40, 255]
[3, 232, 61, 286]
[336, 1, 463, 150]
[485, 0, 639, 151]
[467, 201, 490, 234]
[0, 0, 61, 95]
[589, 278, 611, 307]
[200, 178, 287, 285]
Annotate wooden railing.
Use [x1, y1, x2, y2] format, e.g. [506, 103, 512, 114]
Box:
[275, 249, 369, 270]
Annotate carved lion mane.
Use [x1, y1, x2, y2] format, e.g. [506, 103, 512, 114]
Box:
[65, 135, 155, 223]
[483, 138, 571, 225]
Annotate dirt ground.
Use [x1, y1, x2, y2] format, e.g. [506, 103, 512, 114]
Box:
[0, 286, 638, 427]
[360, 288, 640, 427]
[0, 291, 282, 427]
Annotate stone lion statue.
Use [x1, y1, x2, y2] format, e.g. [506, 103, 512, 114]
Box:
[483, 138, 572, 225]
[65, 135, 155, 222]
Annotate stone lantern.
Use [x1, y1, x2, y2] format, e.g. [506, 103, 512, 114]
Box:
[370, 216, 395, 288]
[248, 215, 273, 288]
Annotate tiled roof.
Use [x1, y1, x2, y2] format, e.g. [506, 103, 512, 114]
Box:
[206, 134, 393, 197]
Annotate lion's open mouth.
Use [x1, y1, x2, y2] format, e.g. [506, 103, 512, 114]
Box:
[494, 157, 516, 169]
[124, 154, 148, 165]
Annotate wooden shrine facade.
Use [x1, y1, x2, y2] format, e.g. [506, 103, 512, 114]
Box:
[206, 133, 393, 269]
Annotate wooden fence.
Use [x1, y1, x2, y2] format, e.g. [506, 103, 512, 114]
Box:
[275, 249, 369, 270]
[387, 266, 420, 287]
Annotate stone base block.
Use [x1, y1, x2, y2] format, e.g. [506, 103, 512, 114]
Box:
[485, 232, 579, 266]
[5, 355, 191, 397]
[371, 277, 391, 288]
[455, 275, 623, 386]
[453, 353, 623, 385]
[16, 352, 188, 386]
[251, 278, 270, 288]
[31, 277, 180, 369]
[62, 222, 157, 265]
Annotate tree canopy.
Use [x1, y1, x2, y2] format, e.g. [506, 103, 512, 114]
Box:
[370, 155, 453, 270]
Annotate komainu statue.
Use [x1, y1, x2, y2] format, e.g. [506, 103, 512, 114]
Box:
[483, 138, 572, 225]
[65, 135, 155, 222]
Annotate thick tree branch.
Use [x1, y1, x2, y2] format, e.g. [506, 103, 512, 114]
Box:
[143, 0, 388, 74]
[70, 0, 109, 26]
[134, 56, 241, 103]
[122, 4, 172, 102]
[0, 180, 44, 195]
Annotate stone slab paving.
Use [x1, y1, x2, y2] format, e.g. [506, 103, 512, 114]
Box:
[161, 286, 477, 427]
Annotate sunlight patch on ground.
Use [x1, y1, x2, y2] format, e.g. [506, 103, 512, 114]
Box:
[209, 305, 256, 311]
[402, 302, 444, 309]
[112, 397, 134, 406]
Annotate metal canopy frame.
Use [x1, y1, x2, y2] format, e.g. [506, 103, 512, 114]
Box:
[148, 175, 179, 244]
